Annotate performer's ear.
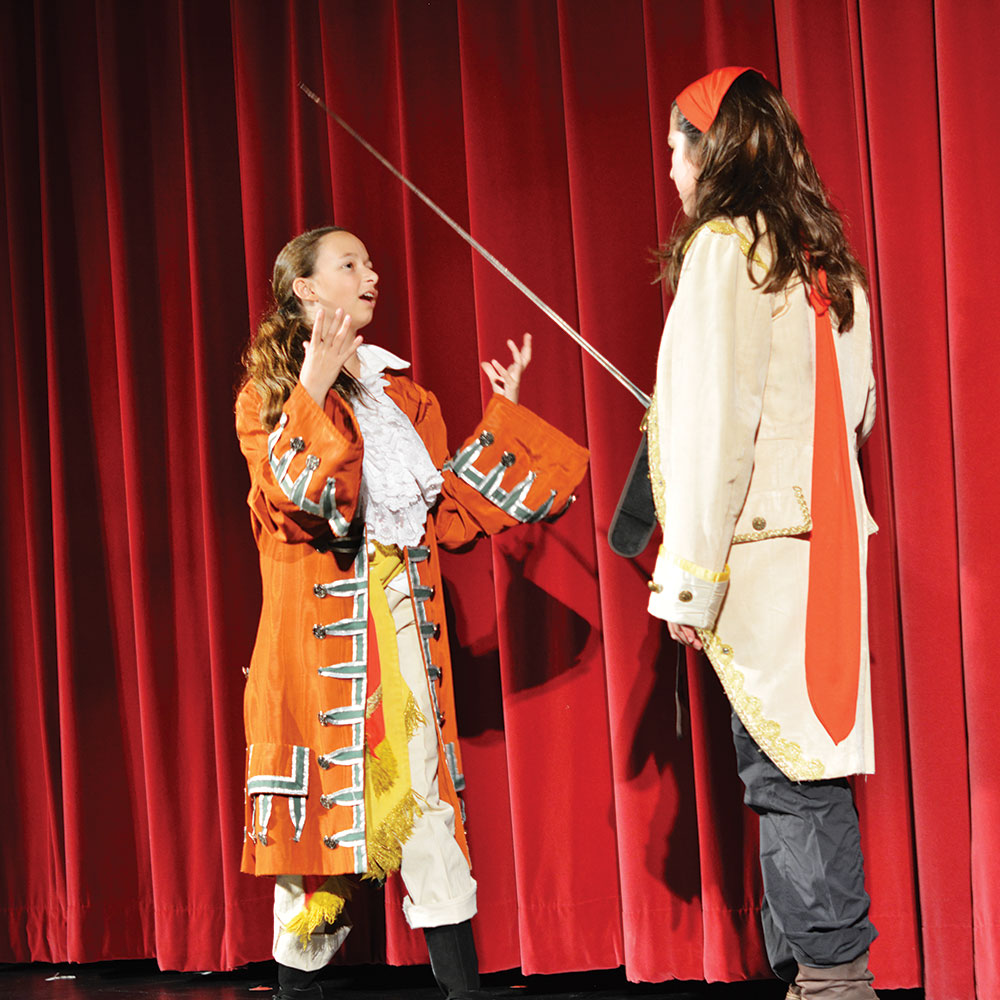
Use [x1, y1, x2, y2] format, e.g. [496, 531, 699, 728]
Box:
[292, 276, 315, 302]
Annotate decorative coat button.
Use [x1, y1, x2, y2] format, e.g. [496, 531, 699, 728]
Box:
[479, 431, 494, 447]
[318, 711, 331, 726]
[313, 583, 327, 598]
[258, 832, 268, 846]
[648, 580, 663, 593]
[752, 516, 767, 531]
[678, 590, 693, 602]
[500, 451, 516, 467]
[320, 794, 335, 809]
[323, 835, 339, 850]
[317, 755, 333, 770]
[290, 436, 305, 452]
[312, 624, 326, 639]
[432, 623, 441, 639]
[305, 455, 320, 471]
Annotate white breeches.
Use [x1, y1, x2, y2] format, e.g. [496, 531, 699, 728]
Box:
[273, 583, 476, 970]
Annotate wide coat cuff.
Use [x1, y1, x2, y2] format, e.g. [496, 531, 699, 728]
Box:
[444, 394, 589, 525]
[236, 380, 364, 544]
[647, 546, 729, 629]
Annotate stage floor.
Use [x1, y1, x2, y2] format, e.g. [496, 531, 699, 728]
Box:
[0, 962, 924, 999]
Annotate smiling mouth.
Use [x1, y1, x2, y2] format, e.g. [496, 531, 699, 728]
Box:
[359, 291, 377, 304]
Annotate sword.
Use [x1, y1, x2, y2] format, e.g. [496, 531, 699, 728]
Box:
[299, 82, 650, 409]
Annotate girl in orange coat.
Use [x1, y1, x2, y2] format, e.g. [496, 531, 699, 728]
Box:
[236, 227, 588, 1000]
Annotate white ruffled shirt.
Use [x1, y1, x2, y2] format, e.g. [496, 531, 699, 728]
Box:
[350, 344, 443, 548]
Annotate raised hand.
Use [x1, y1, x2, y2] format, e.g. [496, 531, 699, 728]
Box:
[480, 332, 532, 405]
[299, 307, 363, 408]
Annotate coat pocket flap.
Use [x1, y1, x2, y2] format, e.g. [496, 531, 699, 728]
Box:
[733, 485, 811, 543]
[247, 743, 310, 797]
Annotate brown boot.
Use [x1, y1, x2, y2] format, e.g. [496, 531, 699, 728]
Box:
[794, 951, 877, 998]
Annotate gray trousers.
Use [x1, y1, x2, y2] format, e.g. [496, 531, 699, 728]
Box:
[731, 713, 877, 981]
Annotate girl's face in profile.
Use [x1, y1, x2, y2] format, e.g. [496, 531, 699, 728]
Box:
[668, 114, 699, 217]
[293, 230, 379, 331]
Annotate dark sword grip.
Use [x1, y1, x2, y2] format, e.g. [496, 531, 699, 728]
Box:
[608, 433, 658, 558]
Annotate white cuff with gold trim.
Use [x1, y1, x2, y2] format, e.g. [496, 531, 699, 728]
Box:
[646, 547, 728, 629]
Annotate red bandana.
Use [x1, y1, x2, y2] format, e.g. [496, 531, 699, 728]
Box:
[675, 66, 756, 132]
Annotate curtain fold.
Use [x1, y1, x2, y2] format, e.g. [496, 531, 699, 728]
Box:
[2, 2, 996, 998]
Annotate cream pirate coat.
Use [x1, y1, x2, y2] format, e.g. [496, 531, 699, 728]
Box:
[646, 218, 877, 780]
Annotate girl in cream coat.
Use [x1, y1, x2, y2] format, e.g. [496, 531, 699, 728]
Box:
[646, 68, 879, 1000]
[647, 215, 877, 781]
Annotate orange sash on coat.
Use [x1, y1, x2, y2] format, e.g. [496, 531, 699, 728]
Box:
[804, 273, 862, 745]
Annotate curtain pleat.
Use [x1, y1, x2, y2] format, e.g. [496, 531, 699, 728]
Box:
[934, 4, 1000, 997]
[2, 2, 996, 998]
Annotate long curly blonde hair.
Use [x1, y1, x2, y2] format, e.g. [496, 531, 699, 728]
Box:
[240, 226, 362, 430]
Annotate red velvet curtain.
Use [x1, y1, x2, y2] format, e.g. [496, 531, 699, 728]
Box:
[2, 2, 996, 998]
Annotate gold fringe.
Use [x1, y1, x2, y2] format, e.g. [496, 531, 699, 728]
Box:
[365, 738, 398, 797]
[404, 691, 426, 742]
[366, 684, 383, 719]
[363, 791, 422, 882]
[283, 876, 354, 946]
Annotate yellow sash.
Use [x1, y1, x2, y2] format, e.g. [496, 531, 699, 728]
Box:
[363, 544, 424, 880]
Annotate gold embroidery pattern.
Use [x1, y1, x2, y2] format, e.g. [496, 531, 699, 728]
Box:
[646, 388, 667, 528]
[696, 628, 826, 781]
[732, 486, 812, 544]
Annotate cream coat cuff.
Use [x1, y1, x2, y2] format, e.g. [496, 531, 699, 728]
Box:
[647, 547, 729, 629]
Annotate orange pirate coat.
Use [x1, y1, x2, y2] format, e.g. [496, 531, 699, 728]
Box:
[236, 367, 588, 877]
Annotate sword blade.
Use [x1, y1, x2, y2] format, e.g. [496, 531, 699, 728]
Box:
[299, 82, 650, 409]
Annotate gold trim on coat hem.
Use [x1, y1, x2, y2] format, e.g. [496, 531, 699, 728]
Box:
[696, 628, 826, 781]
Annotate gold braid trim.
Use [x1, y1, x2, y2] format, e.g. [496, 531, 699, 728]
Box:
[404, 691, 426, 742]
[362, 791, 422, 882]
[646, 389, 667, 528]
[282, 875, 354, 946]
[365, 685, 383, 719]
[696, 628, 826, 781]
[732, 486, 812, 543]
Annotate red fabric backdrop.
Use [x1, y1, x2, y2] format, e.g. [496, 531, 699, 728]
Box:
[1, 2, 996, 998]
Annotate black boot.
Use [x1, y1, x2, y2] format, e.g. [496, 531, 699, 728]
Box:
[275, 963, 323, 1000]
[423, 920, 481, 999]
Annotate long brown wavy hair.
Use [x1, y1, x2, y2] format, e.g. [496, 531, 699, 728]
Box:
[240, 226, 363, 430]
[659, 70, 867, 332]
